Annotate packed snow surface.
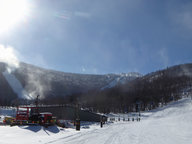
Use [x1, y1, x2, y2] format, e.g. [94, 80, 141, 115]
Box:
[1, 98, 192, 144]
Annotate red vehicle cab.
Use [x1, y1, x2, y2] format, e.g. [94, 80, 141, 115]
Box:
[15, 106, 54, 126]
[39, 112, 53, 124]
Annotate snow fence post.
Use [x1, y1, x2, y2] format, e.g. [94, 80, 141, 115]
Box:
[100, 121, 103, 128]
[76, 119, 80, 131]
[100, 116, 103, 128]
[73, 120, 76, 126]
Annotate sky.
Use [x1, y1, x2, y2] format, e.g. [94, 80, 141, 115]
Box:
[0, 0, 192, 75]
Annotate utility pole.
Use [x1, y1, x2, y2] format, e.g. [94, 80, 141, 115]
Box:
[75, 103, 80, 131]
[35, 95, 39, 114]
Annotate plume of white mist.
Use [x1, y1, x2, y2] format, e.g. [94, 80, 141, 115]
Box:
[24, 67, 51, 99]
[0, 45, 19, 72]
[158, 48, 169, 68]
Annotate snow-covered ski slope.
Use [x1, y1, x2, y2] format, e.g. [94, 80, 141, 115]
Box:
[1, 97, 192, 144]
[2, 70, 32, 99]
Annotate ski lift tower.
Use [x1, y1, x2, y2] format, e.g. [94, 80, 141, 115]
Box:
[35, 95, 40, 114]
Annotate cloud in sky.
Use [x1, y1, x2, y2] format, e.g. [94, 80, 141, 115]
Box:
[0, 45, 19, 72]
[54, 10, 91, 21]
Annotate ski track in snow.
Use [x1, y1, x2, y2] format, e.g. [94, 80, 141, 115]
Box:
[47, 123, 141, 144]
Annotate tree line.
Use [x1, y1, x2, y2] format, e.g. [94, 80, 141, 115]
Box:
[56, 68, 192, 113]
[1, 64, 192, 114]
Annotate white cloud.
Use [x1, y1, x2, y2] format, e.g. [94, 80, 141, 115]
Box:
[54, 10, 71, 20]
[0, 44, 19, 72]
[55, 10, 91, 21]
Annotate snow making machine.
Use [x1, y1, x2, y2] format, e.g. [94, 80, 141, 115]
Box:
[10, 106, 55, 127]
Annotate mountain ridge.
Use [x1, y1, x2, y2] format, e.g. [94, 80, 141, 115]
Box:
[0, 62, 141, 104]
[1, 61, 192, 107]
